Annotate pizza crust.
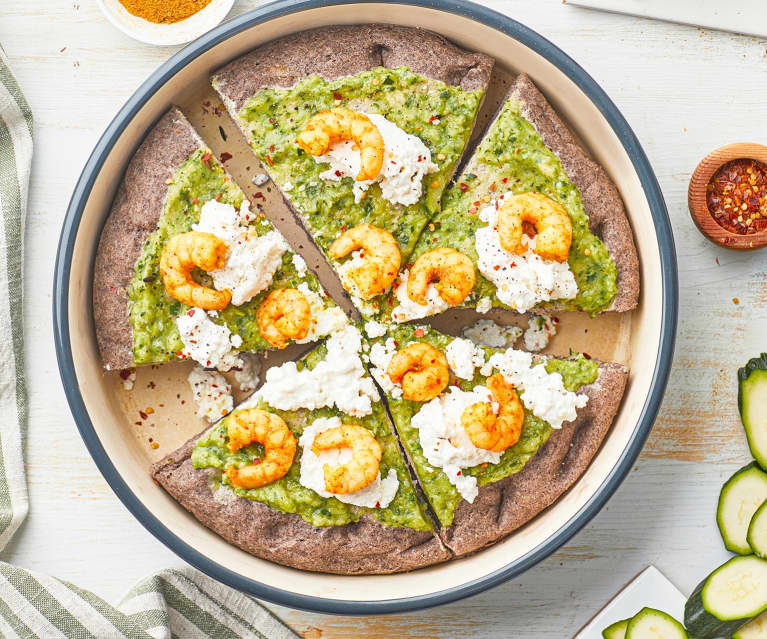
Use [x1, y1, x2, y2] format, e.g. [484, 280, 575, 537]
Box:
[93, 108, 203, 371]
[150, 435, 451, 574]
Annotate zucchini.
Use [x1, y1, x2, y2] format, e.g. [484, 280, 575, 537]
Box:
[717, 463, 767, 554]
[735, 611, 767, 639]
[739, 354, 767, 470]
[685, 556, 767, 639]
[750, 500, 767, 559]
[603, 618, 629, 639]
[625, 608, 687, 638]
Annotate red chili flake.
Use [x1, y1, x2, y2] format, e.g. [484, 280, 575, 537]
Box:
[375, 501, 381, 509]
[582, 352, 592, 360]
[456, 471, 462, 476]
[186, 309, 195, 317]
[201, 152, 212, 169]
[268, 117, 275, 124]
[393, 341, 398, 348]
[473, 200, 480, 206]
[333, 92, 343, 100]
[489, 182, 496, 192]
[265, 154, 274, 166]
[335, 170, 343, 177]
[252, 458, 262, 465]
[215, 193, 222, 201]
[220, 152, 232, 163]
[192, 197, 199, 205]
[429, 115, 439, 123]
[269, 144, 275, 153]
[502, 177, 508, 183]
[119, 369, 134, 380]
[413, 328, 425, 338]
[139, 411, 148, 420]
[707, 158, 767, 235]
[459, 183, 469, 192]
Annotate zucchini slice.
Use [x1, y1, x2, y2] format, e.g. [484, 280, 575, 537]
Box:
[717, 463, 767, 554]
[750, 501, 767, 559]
[685, 556, 767, 639]
[739, 354, 767, 470]
[603, 618, 629, 639]
[735, 611, 767, 639]
[625, 608, 687, 638]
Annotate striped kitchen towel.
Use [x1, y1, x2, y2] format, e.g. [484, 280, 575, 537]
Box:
[0, 47, 297, 639]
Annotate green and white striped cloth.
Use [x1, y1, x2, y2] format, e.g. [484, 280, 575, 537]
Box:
[0, 48, 297, 639]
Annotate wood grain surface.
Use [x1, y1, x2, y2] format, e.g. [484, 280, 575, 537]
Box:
[2, 0, 766, 636]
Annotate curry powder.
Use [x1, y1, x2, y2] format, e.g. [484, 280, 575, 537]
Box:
[119, 0, 213, 24]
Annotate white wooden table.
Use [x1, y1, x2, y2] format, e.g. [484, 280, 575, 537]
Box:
[2, 0, 765, 636]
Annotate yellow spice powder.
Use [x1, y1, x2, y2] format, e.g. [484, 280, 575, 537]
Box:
[119, 0, 213, 24]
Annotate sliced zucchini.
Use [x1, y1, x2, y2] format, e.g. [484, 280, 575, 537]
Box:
[717, 462, 767, 554]
[625, 608, 687, 639]
[750, 500, 767, 559]
[735, 611, 767, 639]
[685, 556, 767, 639]
[603, 618, 629, 639]
[739, 354, 767, 470]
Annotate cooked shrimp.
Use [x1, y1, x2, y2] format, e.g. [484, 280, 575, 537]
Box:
[160, 231, 231, 310]
[256, 288, 311, 349]
[224, 408, 297, 489]
[461, 374, 524, 452]
[407, 247, 476, 306]
[387, 343, 449, 402]
[497, 192, 572, 263]
[328, 224, 401, 299]
[311, 423, 382, 494]
[296, 107, 384, 181]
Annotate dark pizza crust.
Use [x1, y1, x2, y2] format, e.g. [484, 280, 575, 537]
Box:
[508, 74, 640, 312]
[212, 24, 494, 113]
[93, 108, 202, 371]
[439, 361, 628, 556]
[151, 435, 451, 574]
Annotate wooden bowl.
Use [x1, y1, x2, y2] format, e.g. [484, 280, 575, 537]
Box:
[688, 142, 767, 250]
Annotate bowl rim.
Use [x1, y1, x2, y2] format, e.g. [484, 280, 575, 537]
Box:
[53, 0, 678, 615]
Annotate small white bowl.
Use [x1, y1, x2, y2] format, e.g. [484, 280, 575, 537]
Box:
[98, 0, 235, 46]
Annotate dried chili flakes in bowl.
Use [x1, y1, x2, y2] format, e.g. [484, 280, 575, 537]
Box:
[707, 159, 767, 235]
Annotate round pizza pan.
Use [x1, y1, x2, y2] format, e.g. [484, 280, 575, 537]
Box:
[53, 0, 677, 615]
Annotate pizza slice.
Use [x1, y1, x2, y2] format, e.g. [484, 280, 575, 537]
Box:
[385, 73, 639, 323]
[94, 108, 346, 372]
[363, 322, 627, 555]
[152, 324, 449, 574]
[211, 24, 493, 317]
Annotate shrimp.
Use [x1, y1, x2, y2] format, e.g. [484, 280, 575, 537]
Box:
[256, 288, 311, 349]
[461, 374, 524, 452]
[160, 231, 231, 310]
[407, 247, 476, 306]
[224, 408, 297, 489]
[296, 107, 384, 181]
[497, 192, 572, 263]
[387, 343, 449, 402]
[328, 224, 401, 299]
[311, 423, 382, 494]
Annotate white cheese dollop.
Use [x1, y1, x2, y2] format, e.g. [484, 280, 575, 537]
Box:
[445, 337, 486, 380]
[256, 325, 378, 417]
[234, 353, 261, 393]
[193, 199, 290, 306]
[485, 349, 588, 429]
[176, 308, 242, 371]
[364, 320, 388, 339]
[390, 269, 449, 323]
[523, 315, 557, 352]
[188, 365, 233, 422]
[298, 416, 399, 508]
[292, 253, 308, 276]
[411, 386, 502, 503]
[368, 337, 402, 399]
[315, 113, 437, 206]
[295, 283, 349, 343]
[463, 319, 522, 349]
[476, 297, 493, 314]
[475, 198, 577, 312]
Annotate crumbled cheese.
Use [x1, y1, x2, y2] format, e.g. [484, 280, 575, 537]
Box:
[315, 113, 437, 206]
[121, 370, 136, 391]
[463, 319, 522, 349]
[283, 181, 293, 191]
[390, 269, 449, 323]
[445, 338, 486, 380]
[256, 325, 378, 416]
[485, 349, 588, 429]
[292, 253, 308, 276]
[234, 354, 261, 393]
[188, 365, 233, 422]
[364, 320, 388, 339]
[194, 200, 289, 306]
[336, 250, 372, 300]
[298, 416, 399, 508]
[350, 294, 379, 318]
[176, 308, 242, 371]
[368, 338, 403, 399]
[411, 386, 502, 502]
[476, 296, 493, 314]
[523, 315, 557, 352]
[475, 198, 577, 312]
[295, 283, 349, 343]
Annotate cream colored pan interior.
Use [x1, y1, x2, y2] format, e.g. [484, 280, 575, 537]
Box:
[66, 4, 661, 603]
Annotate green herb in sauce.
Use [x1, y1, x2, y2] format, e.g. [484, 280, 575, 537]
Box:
[191, 340, 432, 530]
[233, 67, 484, 316]
[127, 149, 332, 365]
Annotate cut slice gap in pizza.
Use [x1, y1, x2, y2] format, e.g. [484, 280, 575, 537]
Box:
[94, 107, 347, 373]
[211, 24, 494, 319]
[152, 323, 451, 573]
[383, 73, 640, 324]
